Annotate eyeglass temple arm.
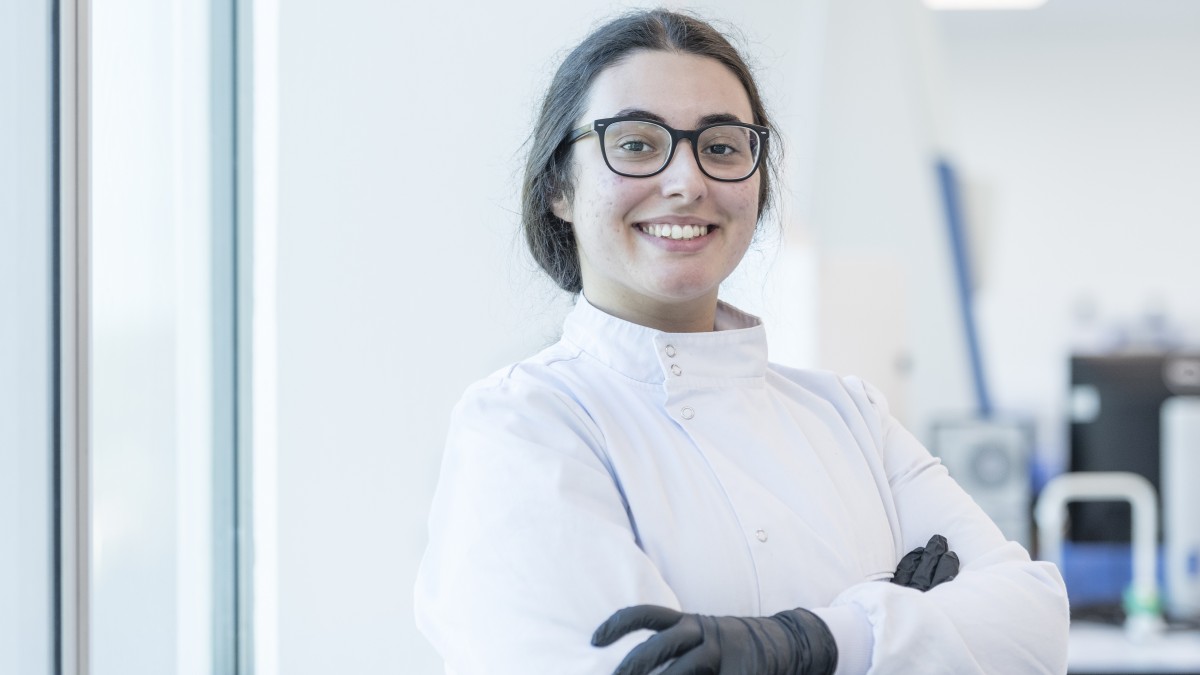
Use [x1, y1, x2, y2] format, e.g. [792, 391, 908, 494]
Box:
[565, 123, 597, 145]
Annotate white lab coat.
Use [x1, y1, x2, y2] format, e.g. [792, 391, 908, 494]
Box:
[414, 296, 1069, 674]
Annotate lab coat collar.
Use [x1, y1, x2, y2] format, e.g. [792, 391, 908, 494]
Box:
[562, 294, 769, 385]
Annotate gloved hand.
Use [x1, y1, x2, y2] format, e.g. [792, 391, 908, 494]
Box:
[592, 604, 837, 675]
[891, 533, 959, 591]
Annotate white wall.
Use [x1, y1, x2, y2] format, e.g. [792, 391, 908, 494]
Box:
[273, 1, 824, 672]
[935, 0, 1200, 469]
[807, 0, 973, 432]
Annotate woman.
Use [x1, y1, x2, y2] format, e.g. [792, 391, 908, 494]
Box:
[415, 9, 1069, 674]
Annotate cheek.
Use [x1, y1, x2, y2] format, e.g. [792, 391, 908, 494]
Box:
[571, 177, 631, 261]
[729, 185, 761, 229]
[741, 193, 759, 218]
[577, 175, 641, 227]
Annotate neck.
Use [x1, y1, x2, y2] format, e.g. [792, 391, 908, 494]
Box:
[583, 290, 719, 333]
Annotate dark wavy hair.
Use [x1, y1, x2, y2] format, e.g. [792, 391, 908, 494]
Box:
[521, 9, 779, 293]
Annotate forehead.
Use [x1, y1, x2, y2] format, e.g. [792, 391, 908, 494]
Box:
[583, 50, 755, 126]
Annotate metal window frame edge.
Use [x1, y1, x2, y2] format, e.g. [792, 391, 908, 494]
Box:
[57, 0, 90, 673]
[212, 0, 256, 671]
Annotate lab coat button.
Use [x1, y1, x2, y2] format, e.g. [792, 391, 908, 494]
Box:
[665, 344, 677, 358]
[681, 406, 695, 420]
[755, 529, 768, 542]
[671, 364, 682, 376]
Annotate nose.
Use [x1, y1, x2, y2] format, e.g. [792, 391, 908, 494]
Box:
[658, 140, 708, 202]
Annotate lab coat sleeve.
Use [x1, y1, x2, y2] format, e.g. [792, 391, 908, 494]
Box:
[829, 378, 1070, 675]
[414, 372, 680, 675]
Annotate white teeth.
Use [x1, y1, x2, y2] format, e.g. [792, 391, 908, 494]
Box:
[640, 223, 712, 240]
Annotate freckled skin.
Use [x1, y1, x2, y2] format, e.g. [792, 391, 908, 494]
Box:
[553, 50, 761, 333]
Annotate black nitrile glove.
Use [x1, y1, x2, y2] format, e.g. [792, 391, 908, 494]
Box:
[592, 604, 838, 675]
[892, 534, 959, 591]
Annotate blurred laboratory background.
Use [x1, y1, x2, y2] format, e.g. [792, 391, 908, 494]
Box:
[2, 0, 1199, 673]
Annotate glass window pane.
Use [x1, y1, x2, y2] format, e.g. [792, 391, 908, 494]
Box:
[0, 1, 56, 674]
[90, 0, 235, 673]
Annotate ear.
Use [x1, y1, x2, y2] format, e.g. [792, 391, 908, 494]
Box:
[551, 191, 573, 224]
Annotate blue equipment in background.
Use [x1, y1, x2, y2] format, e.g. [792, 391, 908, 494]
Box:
[936, 158, 993, 418]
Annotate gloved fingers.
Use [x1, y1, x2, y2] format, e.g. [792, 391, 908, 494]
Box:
[908, 553, 938, 590]
[657, 638, 720, 675]
[923, 534, 949, 557]
[611, 618, 704, 675]
[593, 605, 685, 647]
[930, 550, 960, 588]
[891, 546, 924, 586]
[907, 535, 950, 590]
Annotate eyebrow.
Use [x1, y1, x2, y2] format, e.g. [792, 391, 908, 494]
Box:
[613, 108, 746, 126]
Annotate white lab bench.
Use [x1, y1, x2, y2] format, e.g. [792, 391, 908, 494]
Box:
[1069, 622, 1200, 674]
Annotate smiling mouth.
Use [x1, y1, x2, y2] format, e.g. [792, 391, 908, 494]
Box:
[636, 223, 714, 240]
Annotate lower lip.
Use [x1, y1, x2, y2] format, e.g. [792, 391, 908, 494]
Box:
[636, 225, 717, 252]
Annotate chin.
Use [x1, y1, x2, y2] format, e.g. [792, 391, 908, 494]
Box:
[648, 280, 721, 305]
[650, 267, 728, 297]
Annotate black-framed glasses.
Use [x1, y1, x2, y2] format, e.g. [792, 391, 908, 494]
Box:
[564, 116, 769, 182]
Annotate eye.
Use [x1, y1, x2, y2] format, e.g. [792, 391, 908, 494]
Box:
[616, 137, 655, 153]
[699, 126, 755, 163]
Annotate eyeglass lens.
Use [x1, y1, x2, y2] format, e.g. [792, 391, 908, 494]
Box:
[601, 120, 761, 180]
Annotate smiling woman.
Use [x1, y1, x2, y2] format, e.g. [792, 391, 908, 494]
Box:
[552, 50, 763, 333]
[414, 9, 1070, 675]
